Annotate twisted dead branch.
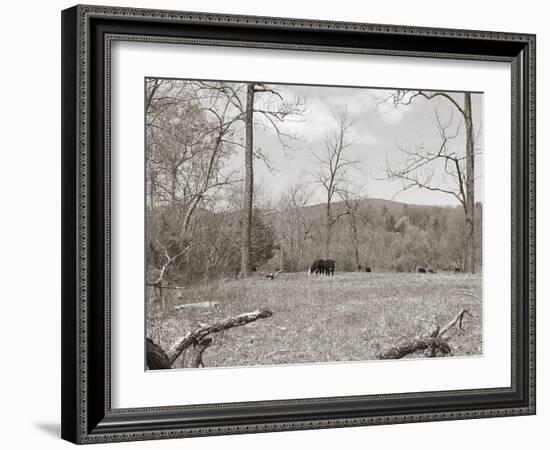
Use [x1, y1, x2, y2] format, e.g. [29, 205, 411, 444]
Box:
[378, 307, 473, 359]
[379, 337, 451, 360]
[146, 308, 273, 369]
[438, 308, 473, 337]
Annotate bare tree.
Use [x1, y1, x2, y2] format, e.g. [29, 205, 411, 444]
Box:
[311, 107, 360, 258]
[145, 80, 242, 298]
[241, 83, 255, 277]
[272, 181, 314, 271]
[287, 182, 314, 271]
[242, 84, 306, 275]
[339, 186, 368, 271]
[188, 81, 305, 276]
[384, 90, 479, 273]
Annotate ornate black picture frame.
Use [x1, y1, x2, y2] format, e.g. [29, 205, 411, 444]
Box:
[61, 4, 536, 444]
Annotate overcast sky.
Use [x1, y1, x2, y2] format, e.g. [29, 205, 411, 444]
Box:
[240, 83, 483, 208]
[152, 79, 483, 208]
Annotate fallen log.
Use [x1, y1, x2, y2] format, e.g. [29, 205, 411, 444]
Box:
[183, 338, 212, 368]
[438, 308, 473, 337]
[378, 337, 451, 360]
[146, 338, 171, 370]
[167, 308, 272, 365]
[146, 307, 273, 369]
[175, 301, 220, 310]
[378, 307, 472, 360]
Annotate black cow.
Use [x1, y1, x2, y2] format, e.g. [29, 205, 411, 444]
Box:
[308, 259, 336, 276]
[323, 259, 336, 276]
[308, 259, 325, 276]
[454, 267, 463, 273]
[365, 267, 372, 273]
[417, 267, 427, 273]
[428, 268, 435, 274]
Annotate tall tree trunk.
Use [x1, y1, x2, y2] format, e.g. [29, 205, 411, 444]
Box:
[325, 199, 331, 258]
[353, 231, 360, 270]
[279, 243, 284, 271]
[170, 166, 177, 204]
[181, 194, 201, 236]
[148, 167, 156, 211]
[464, 93, 475, 274]
[241, 83, 255, 277]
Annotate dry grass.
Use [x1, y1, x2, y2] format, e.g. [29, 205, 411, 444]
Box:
[147, 272, 482, 368]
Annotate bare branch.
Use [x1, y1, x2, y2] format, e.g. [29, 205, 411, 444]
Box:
[166, 308, 273, 365]
[146, 308, 273, 369]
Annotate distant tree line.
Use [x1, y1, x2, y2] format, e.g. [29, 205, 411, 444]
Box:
[148, 194, 482, 286]
[264, 196, 482, 274]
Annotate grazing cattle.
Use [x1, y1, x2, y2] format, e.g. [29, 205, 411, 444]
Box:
[417, 267, 427, 273]
[454, 267, 463, 273]
[365, 267, 372, 273]
[323, 259, 336, 276]
[308, 259, 325, 276]
[428, 268, 435, 274]
[308, 259, 336, 276]
[251, 266, 257, 272]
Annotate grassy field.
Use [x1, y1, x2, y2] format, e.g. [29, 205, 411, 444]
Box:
[147, 272, 482, 368]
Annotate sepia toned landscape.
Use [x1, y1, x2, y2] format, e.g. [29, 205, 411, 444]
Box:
[144, 79, 483, 370]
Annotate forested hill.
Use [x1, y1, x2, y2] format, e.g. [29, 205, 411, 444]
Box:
[146, 196, 482, 285]
[288, 197, 446, 218]
[260, 197, 483, 274]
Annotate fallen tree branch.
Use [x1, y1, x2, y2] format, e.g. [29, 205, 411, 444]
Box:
[167, 308, 272, 364]
[146, 308, 273, 369]
[175, 301, 220, 310]
[147, 285, 187, 290]
[379, 337, 451, 359]
[182, 338, 213, 368]
[438, 308, 473, 337]
[378, 307, 473, 360]
[146, 337, 171, 370]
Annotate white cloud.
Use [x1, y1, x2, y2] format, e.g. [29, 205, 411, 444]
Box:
[380, 107, 407, 124]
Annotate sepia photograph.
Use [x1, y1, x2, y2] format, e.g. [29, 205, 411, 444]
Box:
[144, 78, 483, 370]
[58, 4, 537, 444]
